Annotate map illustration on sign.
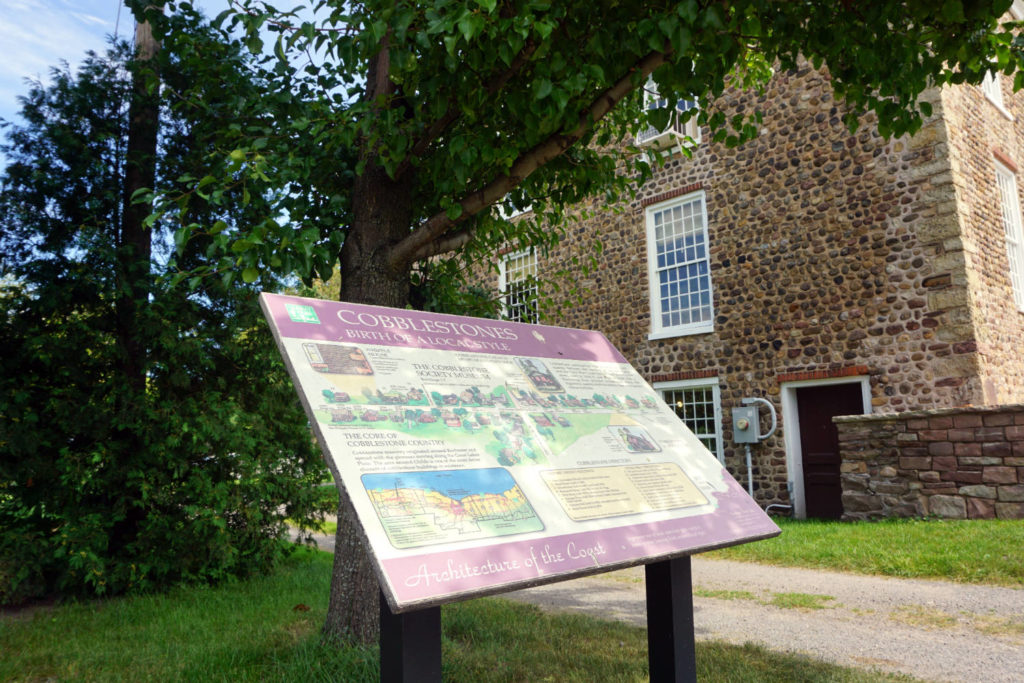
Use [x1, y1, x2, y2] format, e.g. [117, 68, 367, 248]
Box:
[261, 293, 780, 612]
[361, 468, 544, 549]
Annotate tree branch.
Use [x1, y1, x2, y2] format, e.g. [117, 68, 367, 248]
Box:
[229, 0, 360, 36]
[410, 225, 476, 259]
[394, 36, 541, 180]
[389, 49, 669, 269]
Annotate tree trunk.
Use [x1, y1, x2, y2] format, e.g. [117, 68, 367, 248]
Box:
[321, 487, 383, 644]
[338, 165, 414, 308]
[117, 14, 160, 393]
[323, 164, 414, 645]
[108, 9, 161, 562]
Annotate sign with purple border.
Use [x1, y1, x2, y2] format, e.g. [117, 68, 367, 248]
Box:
[261, 293, 779, 612]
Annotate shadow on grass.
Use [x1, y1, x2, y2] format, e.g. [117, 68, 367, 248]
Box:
[1, 549, 917, 682]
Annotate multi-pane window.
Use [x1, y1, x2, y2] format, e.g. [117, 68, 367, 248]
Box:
[499, 249, 539, 323]
[995, 162, 1024, 312]
[982, 70, 1006, 110]
[646, 191, 713, 337]
[657, 380, 723, 463]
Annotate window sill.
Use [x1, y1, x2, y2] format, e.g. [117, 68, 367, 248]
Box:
[986, 92, 1014, 122]
[648, 324, 714, 341]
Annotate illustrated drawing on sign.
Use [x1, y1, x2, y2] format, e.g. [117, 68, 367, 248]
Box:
[361, 468, 544, 549]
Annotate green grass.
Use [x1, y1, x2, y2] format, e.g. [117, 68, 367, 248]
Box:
[694, 588, 836, 611]
[885, 605, 1024, 640]
[890, 605, 959, 630]
[708, 517, 1024, 586]
[765, 592, 835, 611]
[0, 549, 917, 683]
[694, 588, 757, 601]
[972, 613, 1024, 639]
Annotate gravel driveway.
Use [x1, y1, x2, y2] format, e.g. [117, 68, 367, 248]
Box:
[503, 557, 1024, 683]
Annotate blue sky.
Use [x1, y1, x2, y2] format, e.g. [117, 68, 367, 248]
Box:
[0, 1, 228, 127]
[0, 1, 129, 124]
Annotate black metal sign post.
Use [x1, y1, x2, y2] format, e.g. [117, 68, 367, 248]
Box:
[379, 557, 698, 683]
[379, 591, 442, 683]
[646, 556, 698, 683]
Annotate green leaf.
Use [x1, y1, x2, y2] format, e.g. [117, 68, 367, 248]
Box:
[174, 228, 188, 251]
[535, 20, 555, 40]
[551, 87, 569, 111]
[497, 42, 514, 66]
[940, 0, 965, 22]
[458, 14, 481, 42]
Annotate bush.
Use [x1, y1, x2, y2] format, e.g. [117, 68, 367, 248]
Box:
[0, 284, 331, 604]
[0, 16, 333, 605]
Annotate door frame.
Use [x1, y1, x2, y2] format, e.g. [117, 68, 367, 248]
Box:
[780, 376, 871, 519]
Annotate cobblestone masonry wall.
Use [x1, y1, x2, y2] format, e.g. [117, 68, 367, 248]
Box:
[523, 62, 986, 507]
[835, 405, 1024, 520]
[939, 75, 1024, 405]
[479, 59, 1024, 508]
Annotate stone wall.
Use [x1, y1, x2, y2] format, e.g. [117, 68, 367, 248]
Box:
[835, 405, 1024, 520]
[939, 71, 1024, 405]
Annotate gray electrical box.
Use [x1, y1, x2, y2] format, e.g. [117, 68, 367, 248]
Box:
[732, 406, 760, 444]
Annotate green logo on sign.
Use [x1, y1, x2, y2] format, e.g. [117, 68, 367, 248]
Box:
[286, 304, 320, 324]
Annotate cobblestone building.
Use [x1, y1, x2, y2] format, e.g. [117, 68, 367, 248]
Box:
[491, 50, 1024, 518]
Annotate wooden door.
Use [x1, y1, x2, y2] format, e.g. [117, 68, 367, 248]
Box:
[796, 383, 864, 519]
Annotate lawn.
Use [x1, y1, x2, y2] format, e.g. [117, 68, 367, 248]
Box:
[708, 517, 1024, 586]
[7, 517, 1019, 681]
[1, 548, 916, 683]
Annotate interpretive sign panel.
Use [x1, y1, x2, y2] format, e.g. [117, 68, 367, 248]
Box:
[261, 293, 779, 612]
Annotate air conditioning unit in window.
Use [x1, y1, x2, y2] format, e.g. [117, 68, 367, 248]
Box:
[636, 82, 700, 151]
[636, 116, 692, 150]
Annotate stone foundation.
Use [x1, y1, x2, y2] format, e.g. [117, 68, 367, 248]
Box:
[835, 405, 1024, 519]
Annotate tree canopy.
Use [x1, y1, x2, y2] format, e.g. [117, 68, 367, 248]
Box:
[0, 14, 329, 605]
[133, 0, 1024, 643]
[155, 0, 1024, 309]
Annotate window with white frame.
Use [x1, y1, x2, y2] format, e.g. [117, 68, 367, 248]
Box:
[636, 78, 700, 149]
[646, 191, 714, 337]
[656, 379, 723, 463]
[995, 161, 1024, 312]
[499, 249, 539, 323]
[982, 70, 1007, 110]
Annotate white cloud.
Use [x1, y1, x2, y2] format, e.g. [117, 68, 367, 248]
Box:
[0, 0, 118, 122]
